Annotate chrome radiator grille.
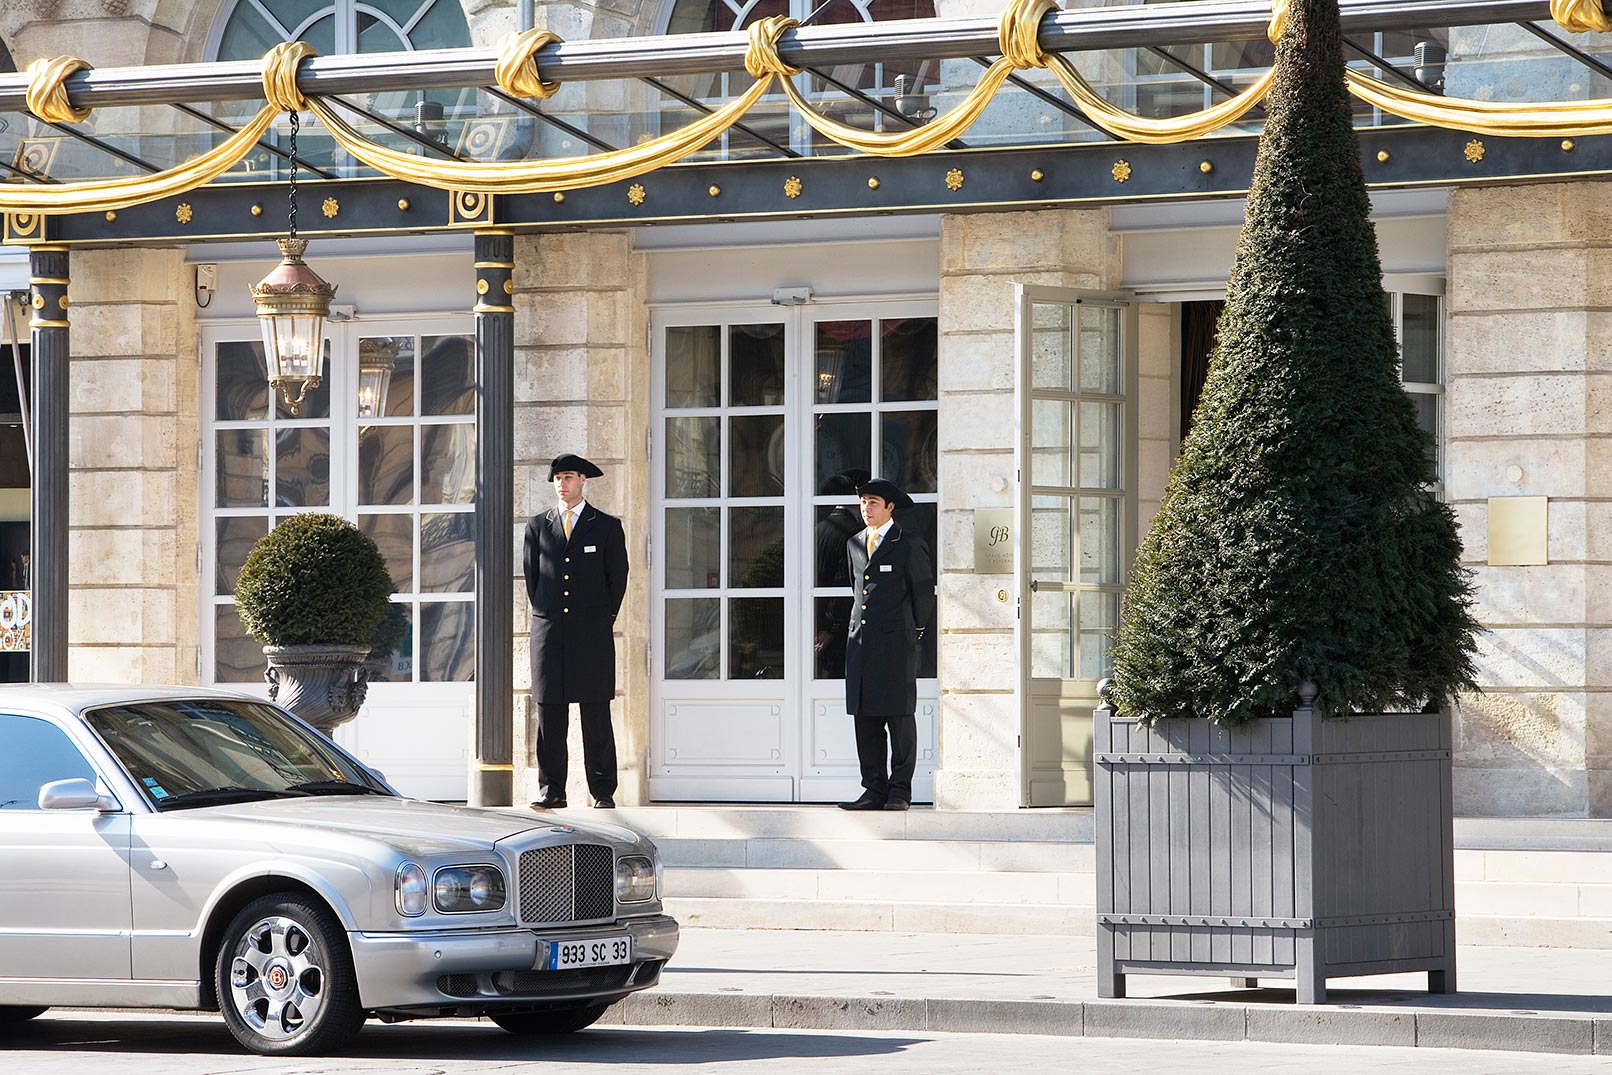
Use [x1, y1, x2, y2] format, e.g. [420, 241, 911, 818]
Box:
[517, 843, 615, 924]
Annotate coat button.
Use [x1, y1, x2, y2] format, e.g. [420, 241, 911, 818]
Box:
[862, 588, 868, 595]
[563, 574, 570, 580]
[563, 590, 570, 596]
[564, 557, 571, 563]
[563, 608, 570, 613]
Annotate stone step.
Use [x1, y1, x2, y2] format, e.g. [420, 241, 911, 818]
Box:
[663, 896, 1093, 935]
[608, 806, 1094, 843]
[664, 866, 1095, 905]
[656, 836, 1096, 873]
[1453, 880, 1612, 917]
[1456, 848, 1612, 884]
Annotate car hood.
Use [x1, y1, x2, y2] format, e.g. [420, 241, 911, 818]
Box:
[190, 796, 642, 852]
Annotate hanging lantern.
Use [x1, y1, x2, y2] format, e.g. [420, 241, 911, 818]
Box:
[250, 110, 336, 416]
[357, 336, 398, 418]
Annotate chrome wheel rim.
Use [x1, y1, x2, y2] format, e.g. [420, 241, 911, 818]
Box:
[227, 915, 327, 1041]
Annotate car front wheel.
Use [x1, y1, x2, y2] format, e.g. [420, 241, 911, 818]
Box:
[489, 1003, 610, 1035]
[215, 894, 365, 1056]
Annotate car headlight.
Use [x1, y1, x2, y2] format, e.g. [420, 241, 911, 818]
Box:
[434, 864, 507, 913]
[615, 854, 656, 904]
[395, 862, 428, 916]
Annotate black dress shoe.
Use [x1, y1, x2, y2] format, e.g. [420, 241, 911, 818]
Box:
[883, 799, 911, 811]
[838, 795, 884, 811]
[592, 798, 616, 809]
[530, 797, 568, 810]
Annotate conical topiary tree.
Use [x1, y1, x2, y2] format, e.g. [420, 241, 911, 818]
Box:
[1107, 0, 1479, 725]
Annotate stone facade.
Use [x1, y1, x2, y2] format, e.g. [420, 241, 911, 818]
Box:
[1446, 181, 1612, 817]
[932, 209, 1121, 809]
[511, 229, 651, 805]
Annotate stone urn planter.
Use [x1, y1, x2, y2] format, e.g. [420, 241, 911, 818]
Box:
[265, 642, 374, 736]
[1094, 682, 1456, 1004]
[235, 513, 394, 737]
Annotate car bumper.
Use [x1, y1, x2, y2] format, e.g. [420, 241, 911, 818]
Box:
[351, 913, 679, 1012]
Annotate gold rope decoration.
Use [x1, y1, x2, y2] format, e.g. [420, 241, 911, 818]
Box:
[0, 45, 309, 214]
[25, 56, 94, 124]
[1347, 69, 1612, 136]
[299, 16, 794, 193]
[496, 28, 563, 100]
[1551, 0, 1612, 32]
[775, 0, 1051, 156]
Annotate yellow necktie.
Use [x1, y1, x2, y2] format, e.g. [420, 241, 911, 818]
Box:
[867, 531, 879, 558]
[564, 510, 574, 539]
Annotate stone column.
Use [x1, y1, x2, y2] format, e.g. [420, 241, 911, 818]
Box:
[472, 229, 516, 807]
[65, 247, 197, 684]
[28, 245, 68, 682]
[933, 209, 1121, 810]
[1446, 181, 1612, 816]
[510, 230, 648, 805]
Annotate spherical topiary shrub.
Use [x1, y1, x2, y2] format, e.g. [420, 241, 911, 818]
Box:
[236, 513, 393, 648]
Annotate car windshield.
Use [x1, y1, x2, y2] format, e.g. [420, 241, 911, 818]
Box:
[86, 699, 391, 810]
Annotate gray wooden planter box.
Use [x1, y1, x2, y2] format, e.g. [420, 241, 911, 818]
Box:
[1094, 686, 1456, 1004]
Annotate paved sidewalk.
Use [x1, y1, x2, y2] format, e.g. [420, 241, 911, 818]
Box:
[604, 928, 1612, 1055]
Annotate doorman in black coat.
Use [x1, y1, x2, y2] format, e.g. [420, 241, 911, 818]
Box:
[524, 454, 630, 809]
[841, 478, 935, 811]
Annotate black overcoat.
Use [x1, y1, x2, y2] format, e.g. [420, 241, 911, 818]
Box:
[844, 522, 935, 716]
[523, 503, 629, 704]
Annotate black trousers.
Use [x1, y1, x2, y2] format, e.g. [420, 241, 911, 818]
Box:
[535, 701, 618, 802]
[853, 712, 916, 803]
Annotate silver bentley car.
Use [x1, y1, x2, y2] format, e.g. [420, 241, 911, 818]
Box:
[0, 685, 678, 1056]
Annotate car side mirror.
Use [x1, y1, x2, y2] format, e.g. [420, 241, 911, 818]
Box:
[39, 777, 121, 812]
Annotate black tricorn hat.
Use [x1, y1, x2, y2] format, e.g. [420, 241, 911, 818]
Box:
[856, 477, 913, 510]
[549, 453, 603, 480]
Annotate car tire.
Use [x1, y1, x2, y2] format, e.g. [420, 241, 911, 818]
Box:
[488, 1003, 610, 1035]
[0, 1006, 47, 1024]
[215, 894, 365, 1056]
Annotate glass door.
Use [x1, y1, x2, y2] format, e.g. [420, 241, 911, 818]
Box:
[1016, 287, 1136, 807]
[650, 299, 938, 802]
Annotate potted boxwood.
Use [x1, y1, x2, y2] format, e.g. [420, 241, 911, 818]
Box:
[1094, 0, 1479, 1004]
[236, 513, 394, 735]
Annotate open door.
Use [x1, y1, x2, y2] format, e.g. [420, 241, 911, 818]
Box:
[1016, 286, 1137, 807]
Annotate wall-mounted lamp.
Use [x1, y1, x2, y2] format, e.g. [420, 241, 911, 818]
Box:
[1413, 41, 1447, 95]
[414, 96, 450, 150]
[251, 111, 337, 416]
[894, 74, 938, 123]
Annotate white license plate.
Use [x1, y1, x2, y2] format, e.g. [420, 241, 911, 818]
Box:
[546, 935, 632, 971]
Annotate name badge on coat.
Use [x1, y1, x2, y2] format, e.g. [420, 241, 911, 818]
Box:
[880, 564, 893, 572]
[585, 545, 598, 552]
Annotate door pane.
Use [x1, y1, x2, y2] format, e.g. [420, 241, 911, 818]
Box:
[421, 424, 475, 504]
[1030, 400, 1073, 488]
[666, 598, 720, 680]
[1078, 591, 1120, 680]
[358, 425, 415, 505]
[730, 323, 785, 406]
[893, 502, 937, 573]
[1078, 497, 1122, 586]
[667, 325, 721, 408]
[216, 340, 269, 420]
[815, 412, 870, 493]
[1029, 494, 1072, 580]
[666, 416, 720, 498]
[730, 597, 784, 679]
[1079, 401, 1122, 489]
[814, 504, 862, 586]
[275, 427, 331, 507]
[666, 507, 722, 589]
[1031, 302, 1072, 391]
[367, 602, 413, 682]
[214, 604, 266, 682]
[420, 512, 474, 593]
[729, 414, 785, 496]
[880, 410, 938, 494]
[814, 595, 851, 680]
[815, 320, 871, 404]
[1078, 304, 1122, 395]
[360, 513, 414, 591]
[420, 335, 475, 416]
[360, 335, 415, 417]
[880, 317, 937, 402]
[217, 429, 268, 507]
[730, 506, 784, 587]
[1401, 294, 1440, 384]
[216, 517, 267, 595]
[420, 601, 474, 681]
[1029, 590, 1073, 679]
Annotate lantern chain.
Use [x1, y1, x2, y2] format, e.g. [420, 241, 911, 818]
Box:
[287, 109, 299, 241]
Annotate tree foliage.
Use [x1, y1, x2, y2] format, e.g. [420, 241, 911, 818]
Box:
[1107, 0, 1479, 724]
[236, 513, 394, 648]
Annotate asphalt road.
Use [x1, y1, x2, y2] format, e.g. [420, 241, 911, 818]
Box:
[4, 1012, 1609, 1075]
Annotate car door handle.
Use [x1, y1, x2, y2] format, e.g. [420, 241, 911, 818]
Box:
[149, 859, 168, 870]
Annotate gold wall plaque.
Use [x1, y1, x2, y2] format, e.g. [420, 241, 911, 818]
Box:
[974, 508, 1014, 574]
[1488, 495, 1547, 566]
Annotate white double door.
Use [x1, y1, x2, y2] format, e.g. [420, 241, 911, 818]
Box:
[649, 298, 939, 803]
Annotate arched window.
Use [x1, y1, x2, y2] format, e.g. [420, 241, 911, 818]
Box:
[209, 0, 470, 60]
